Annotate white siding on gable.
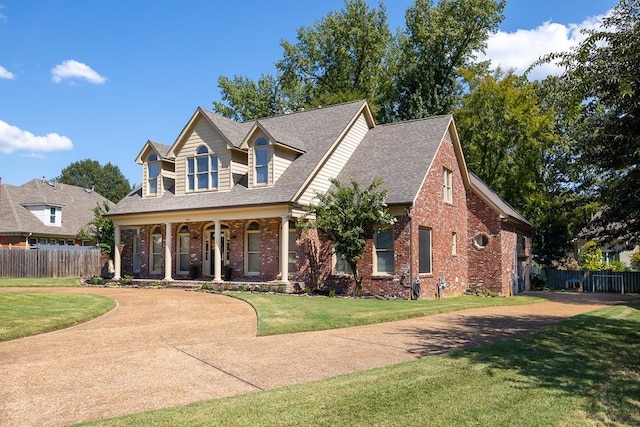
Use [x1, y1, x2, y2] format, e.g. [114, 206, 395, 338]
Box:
[231, 150, 248, 186]
[175, 119, 232, 195]
[27, 205, 62, 227]
[298, 113, 369, 205]
[273, 147, 297, 182]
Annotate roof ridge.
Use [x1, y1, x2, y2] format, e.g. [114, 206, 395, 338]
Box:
[202, 99, 367, 123]
[377, 114, 452, 128]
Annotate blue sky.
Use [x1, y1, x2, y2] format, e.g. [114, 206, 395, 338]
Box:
[0, 0, 618, 187]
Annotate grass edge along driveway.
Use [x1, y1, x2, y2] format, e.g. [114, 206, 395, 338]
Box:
[0, 292, 116, 342]
[78, 304, 640, 427]
[227, 292, 543, 335]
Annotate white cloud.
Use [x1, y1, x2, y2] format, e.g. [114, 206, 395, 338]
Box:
[51, 59, 107, 84]
[479, 12, 610, 80]
[0, 120, 73, 154]
[0, 65, 14, 79]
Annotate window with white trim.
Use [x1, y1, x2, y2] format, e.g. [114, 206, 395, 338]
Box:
[254, 138, 269, 185]
[451, 232, 457, 255]
[374, 228, 394, 274]
[334, 251, 352, 275]
[147, 154, 160, 196]
[187, 145, 218, 191]
[288, 221, 297, 274]
[246, 222, 261, 274]
[443, 168, 453, 203]
[49, 207, 56, 224]
[150, 227, 162, 274]
[177, 225, 190, 274]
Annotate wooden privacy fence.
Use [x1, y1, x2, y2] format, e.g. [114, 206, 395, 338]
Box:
[543, 269, 640, 294]
[0, 248, 102, 278]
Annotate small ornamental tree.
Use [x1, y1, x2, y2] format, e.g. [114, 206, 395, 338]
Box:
[578, 241, 603, 271]
[77, 201, 115, 257]
[303, 178, 395, 294]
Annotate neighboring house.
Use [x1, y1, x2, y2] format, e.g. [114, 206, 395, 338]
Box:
[573, 235, 638, 270]
[107, 100, 532, 298]
[0, 178, 112, 248]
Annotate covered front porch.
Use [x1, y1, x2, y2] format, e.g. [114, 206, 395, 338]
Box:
[110, 205, 304, 286]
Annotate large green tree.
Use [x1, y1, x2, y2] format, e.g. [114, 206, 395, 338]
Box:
[302, 178, 395, 293]
[213, 0, 391, 121]
[382, 0, 505, 121]
[545, 0, 640, 241]
[455, 68, 555, 213]
[56, 159, 132, 203]
[276, 0, 392, 114]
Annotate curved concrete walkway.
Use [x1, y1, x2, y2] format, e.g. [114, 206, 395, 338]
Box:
[0, 288, 638, 426]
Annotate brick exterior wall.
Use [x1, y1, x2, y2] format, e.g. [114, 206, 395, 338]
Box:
[466, 190, 532, 295]
[116, 138, 531, 298]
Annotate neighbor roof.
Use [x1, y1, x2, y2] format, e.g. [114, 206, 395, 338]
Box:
[0, 179, 112, 237]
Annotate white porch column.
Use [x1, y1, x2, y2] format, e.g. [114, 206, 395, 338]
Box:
[164, 222, 172, 281]
[280, 215, 289, 281]
[213, 220, 222, 282]
[113, 224, 121, 280]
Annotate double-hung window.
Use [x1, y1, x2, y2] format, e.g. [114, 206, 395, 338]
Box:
[147, 154, 160, 195]
[187, 145, 218, 191]
[374, 228, 394, 274]
[254, 138, 269, 185]
[246, 222, 261, 274]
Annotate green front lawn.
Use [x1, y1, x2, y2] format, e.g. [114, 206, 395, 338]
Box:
[0, 292, 115, 341]
[0, 277, 83, 287]
[229, 292, 542, 335]
[79, 304, 640, 426]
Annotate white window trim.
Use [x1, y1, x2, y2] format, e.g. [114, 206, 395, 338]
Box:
[150, 228, 163, 274]
[245, 222, 261, 275]
[443, 168, 453, 204]
[373, 227, 394, 275]
[146, 154, 160, 196]
[253, 138, 270, 186]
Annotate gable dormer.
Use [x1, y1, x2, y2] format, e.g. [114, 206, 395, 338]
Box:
[135, 141, 174, 198]
[168, 108, 250, 195]
[241, 123, 305, 188]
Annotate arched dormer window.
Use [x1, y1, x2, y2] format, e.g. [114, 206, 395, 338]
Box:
[254, 138, 269, 185]
[187, 145, 219, 191]
[147, 154, 160, 196]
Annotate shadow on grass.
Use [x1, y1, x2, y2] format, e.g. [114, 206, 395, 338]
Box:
[403, 302, 640, 425]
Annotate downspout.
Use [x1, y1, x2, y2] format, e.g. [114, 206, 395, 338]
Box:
[406, 206, 415, 300]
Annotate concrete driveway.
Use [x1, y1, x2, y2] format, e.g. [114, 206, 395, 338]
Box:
[0, 288, 637, 426]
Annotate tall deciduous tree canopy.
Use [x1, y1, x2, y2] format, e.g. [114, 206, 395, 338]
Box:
[213, 0, 504, 123]
[545, 0, 640, 242]
[277, 0, 392, 114]
[303, 178, 395, 293]
[56, 159, 132, 203]
[455, 68, 555, 213]
[383, 0, 505, 121]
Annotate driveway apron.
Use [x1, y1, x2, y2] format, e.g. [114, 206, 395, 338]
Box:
[0, 288, 636, 427]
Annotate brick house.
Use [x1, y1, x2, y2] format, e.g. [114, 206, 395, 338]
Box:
[107, 100, 532, 298]
[0, 177, 112, 248]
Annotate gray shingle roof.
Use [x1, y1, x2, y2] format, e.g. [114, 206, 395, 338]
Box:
[109, 100, 369, 216]
[469, 172, 532, 229]
[337, 115, 453, 205]
[0, 179, 113, 237]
